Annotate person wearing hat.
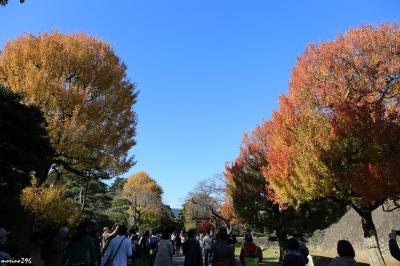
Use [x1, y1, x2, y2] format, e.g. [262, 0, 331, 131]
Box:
[0, 228, 11, 266]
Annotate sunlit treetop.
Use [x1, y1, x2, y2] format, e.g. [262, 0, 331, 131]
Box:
[123, 171, 163, 198]
[265, 23, 400, 208]
[0, 32, 138, 179]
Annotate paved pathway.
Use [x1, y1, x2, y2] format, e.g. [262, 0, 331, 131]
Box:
[172, 254, 185, 265]
[130, 254, 185, 266]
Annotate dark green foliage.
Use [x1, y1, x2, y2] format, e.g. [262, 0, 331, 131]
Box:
[0, 85, 53, 256]
[175, 207, 185, 228]
[160, 204, 177, 231]
[105, 197, 130, 224]
[110, 177, 127, 193]
[229, 166, 346, 237]
[50, 172, 113, 213]
[0, 85, 53, 196]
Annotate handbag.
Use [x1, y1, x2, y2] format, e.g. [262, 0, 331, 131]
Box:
[104, 237, 125, 266]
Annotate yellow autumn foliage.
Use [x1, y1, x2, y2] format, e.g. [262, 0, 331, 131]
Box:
[123, 172, 163, 230]
[0, 32, 137, 176]
[20, 177, 81, 227]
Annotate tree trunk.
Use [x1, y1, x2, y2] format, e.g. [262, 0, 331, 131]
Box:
[354, 208, 386, 266]
[81, 175, 90, 211]
[227, 224, 232, 235]
[276, 229, 286, 262]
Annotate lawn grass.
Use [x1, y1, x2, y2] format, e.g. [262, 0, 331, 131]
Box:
[234, 245, 375, 266]
[235, 245, 280, 265]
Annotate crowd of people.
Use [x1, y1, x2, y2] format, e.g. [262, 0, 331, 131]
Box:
[1, 223, 400, 266]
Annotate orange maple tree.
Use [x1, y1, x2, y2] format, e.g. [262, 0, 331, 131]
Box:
[226, 122, 345, 262]
[265, 23, 400, 265]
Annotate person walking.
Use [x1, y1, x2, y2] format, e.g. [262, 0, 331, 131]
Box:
[175, 232, 182, 255]
[212, 229, 236, 266]
[180, 230, 186, 247]
[101, 224, 119, 256]
[42, 227, 70, 266]
[65, 222, 96, 266]
[182, 229, 202, 266]
[328, 240, 358, 266]
[147, 231, 159, 266]
[294, 235, 310, 265]
[239, 235, 263, 266]
[283, 238, 307, 266]
[203, 231, 214, 266]
[139, 231, 150, 266]
[128, 231, 139, 265]
[101, 224, 132, 266]
[0, 228, 11, 266]
[154, 231, 173, 266]
[170, 232, 177, 255]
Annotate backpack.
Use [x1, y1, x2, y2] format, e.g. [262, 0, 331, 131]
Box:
[147, 236, 158, 255]
[138, 236, 148, 252]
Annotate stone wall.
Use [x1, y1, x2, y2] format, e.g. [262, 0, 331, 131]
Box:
[307, 207, 400, 255]
[237, 207, 400, 264]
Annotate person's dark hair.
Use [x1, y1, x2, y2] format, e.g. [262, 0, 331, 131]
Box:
[287, 238, 299, 251]
[162, 231, 169, 240]
[245, 234, 253, 243]
[72, 222, 87, 241]
[144, 230, 150, 237]
[217, 228, 229, 241]
[118, 224, 128, 236]
[187, 229, 196, 239]
[292, 232, 301, 238]
[337, 240, 355, 258]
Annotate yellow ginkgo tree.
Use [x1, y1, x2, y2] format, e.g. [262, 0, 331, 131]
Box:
[0, 32, 138, 210]
[123, 172, 163, 231]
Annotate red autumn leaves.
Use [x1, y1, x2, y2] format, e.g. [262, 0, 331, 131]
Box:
[227, 23, 400, 210]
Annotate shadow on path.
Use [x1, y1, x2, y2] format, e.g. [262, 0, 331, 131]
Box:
[172, 254, 185, 265]
[312, 255, 370, 266]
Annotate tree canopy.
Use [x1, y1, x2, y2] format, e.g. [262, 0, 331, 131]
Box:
[265, 23, 400, 266]
[182, 192, 219, 230]
[0, 32, 138, 181]
[225, 122, 345, 261]
[0, 85, 53, 255]
[0, 85, 53, 194]
[123, 171, 163, 230]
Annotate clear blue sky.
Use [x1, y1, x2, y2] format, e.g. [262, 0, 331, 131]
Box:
[1, 0, 399, 208]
